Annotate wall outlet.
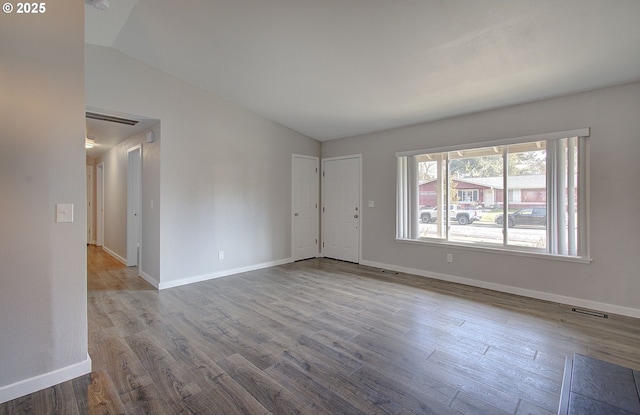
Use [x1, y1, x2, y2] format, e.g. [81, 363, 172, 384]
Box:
[218, 250, 224, 260]
[446, 253, 453, 263]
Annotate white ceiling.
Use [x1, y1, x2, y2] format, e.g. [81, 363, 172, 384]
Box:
[85, 0, 640, 141]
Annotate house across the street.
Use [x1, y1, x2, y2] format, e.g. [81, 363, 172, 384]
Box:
[419, 175, 546, 209]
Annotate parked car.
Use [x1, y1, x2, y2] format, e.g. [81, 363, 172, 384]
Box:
[420, 204, 483, 225]
[495, 207, 546, 228]
[419, 207, 437, 223]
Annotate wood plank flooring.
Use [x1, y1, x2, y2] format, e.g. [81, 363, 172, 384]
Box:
[2, 245, 640, 414]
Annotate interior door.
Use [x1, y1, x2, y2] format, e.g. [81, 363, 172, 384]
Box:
[292, 155, 319, 261]
[86, 165, 93, 244]
[127, 146, 142, 267]
[322, 155, 361, 263]
[96, 162, 104, 246]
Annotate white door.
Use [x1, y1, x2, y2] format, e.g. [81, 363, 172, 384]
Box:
[96, 163, 104, 247]
[86, 166, 94, 244]
[292, 155, 319, 261]
[127, 146, 142, 267]
[322, 155, 361, 263]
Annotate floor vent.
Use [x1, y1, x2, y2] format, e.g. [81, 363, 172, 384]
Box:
[571, 307, 608, 319]
[380, 270, 400, 275]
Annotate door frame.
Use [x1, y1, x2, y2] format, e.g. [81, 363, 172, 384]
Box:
[291, 154, 320, 261]
[127, 145, 142, 268]
[321, 154, 362, 263]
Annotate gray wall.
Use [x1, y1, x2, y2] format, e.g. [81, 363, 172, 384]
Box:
[0, 0, 89, 400]
[85, 45, 320, 288]
[322, 82, 640, 317]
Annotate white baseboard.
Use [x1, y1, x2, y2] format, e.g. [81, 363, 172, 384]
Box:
[360, 259, 640, 319]
[159, 258, 293, 290]
[139, 269, 159, 289]
[102, 246, 127, 265]
[0, 355, 92, 404]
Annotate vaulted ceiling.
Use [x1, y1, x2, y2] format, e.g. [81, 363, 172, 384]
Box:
[85, 0, 640, 141]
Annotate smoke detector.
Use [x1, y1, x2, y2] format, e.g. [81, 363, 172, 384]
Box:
[89, 0, 109, 10]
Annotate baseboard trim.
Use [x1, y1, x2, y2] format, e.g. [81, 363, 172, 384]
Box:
[0, 355, 92, 404]
[158, 258, 293, 290]
[360, 259, 640, 319]
[139, 270, 159, 289]
[102, 246, 127, 265]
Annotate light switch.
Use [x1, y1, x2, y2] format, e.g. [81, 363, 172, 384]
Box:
[56, 204, 74, 223]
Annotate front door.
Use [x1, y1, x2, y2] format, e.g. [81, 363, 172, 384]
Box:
[322, 155, 361, 263]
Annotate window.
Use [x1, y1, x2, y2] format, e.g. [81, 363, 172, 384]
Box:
[397, 129, 589, 259]
[458, 189, 479, 202]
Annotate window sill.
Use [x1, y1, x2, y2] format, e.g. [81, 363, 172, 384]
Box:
[395, 237, 593, 264]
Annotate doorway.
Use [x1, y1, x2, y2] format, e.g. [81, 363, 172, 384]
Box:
[322, 155, 361, 263]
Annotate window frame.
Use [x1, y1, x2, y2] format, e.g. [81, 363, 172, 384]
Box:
[457, 189, 479, 202]
[396, 128, 591, 263]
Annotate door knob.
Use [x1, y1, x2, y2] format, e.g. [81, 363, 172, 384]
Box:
[294, 213, 299, 216]
[354, 214, 359, 218]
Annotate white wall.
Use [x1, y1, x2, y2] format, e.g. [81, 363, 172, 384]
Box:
[0, 0, 90, 403]
[322, 82, 640, 317]
[85, 45, 320, 288]
[141, 125, 162, 281]
[100, 141, 127, 261]
[97, 123, 161, 283]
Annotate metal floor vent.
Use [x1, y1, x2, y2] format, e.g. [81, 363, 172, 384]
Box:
[380, 270, 400, 275]
[86, 112, 139, 126]
[571, 307, 608, 319]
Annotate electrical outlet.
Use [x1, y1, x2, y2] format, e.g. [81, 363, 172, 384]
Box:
[218, 250, 224, 260]
[446, 253, 453, 263]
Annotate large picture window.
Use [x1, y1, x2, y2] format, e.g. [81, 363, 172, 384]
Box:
[397, 129, 590, 260]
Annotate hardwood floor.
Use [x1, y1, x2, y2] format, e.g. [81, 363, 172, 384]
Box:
[3, 245, 640, 414]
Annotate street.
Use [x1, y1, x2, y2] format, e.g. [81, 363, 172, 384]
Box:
[418, 222, 547, 248]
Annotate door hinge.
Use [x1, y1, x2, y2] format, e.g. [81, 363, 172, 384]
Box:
[322, 206, 325, 213]
[322, 171, 325, 177]
[315, 239, 318, 244]
[322, 242, 325, 248]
